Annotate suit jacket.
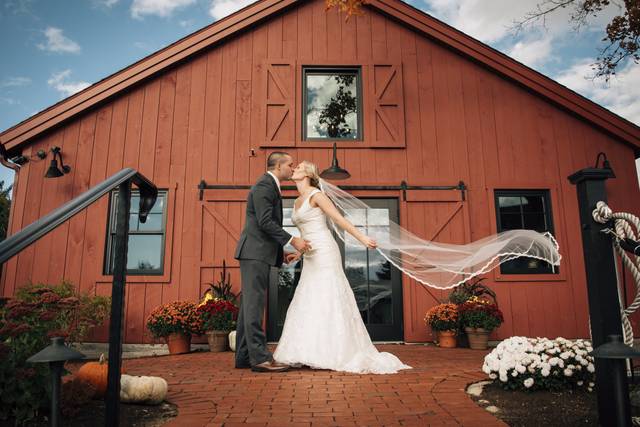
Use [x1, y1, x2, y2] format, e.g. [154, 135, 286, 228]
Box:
[234, 173, 292, 267]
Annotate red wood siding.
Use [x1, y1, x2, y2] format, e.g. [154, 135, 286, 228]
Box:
[2, 0, 639, 343]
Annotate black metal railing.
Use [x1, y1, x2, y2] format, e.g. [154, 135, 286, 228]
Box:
[0, 167, 157, 427]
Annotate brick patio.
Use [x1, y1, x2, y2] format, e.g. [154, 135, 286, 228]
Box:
[120, 344, 506, 426]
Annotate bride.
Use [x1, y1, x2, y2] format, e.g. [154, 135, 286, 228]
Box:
[273, 161, 412, 374]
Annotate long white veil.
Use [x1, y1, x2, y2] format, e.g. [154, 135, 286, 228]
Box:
[318, 178, 562, 289]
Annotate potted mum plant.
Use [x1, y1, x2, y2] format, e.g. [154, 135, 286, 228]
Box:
[458, 297, 504, 350]
[201, 259, 241, 351]
[197, 298, 239, 352]
[146, 301, 203, 354]
[424, 303, 459, 348]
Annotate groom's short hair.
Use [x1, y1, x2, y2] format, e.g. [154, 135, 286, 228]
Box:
[267, 151, 290, 170]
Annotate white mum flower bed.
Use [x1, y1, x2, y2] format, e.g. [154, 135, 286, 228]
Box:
[482, 337, 595, 391]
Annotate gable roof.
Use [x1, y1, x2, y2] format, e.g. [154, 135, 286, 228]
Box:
[2, 0, 640, 153]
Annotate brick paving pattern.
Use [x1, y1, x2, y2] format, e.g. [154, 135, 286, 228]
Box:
[122, 345, 506, 426]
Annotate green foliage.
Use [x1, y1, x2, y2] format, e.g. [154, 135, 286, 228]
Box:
[0, 180, 12, 241]
[203, 260, 240, 305]
[0, 280, 111, 425]
[447, 277, 496, 305]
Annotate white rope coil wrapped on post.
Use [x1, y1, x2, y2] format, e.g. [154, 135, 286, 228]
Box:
[592, 201, 640, 346]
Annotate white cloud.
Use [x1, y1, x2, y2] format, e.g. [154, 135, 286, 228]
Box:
[555, 59, 640, 125]
[131, 0, 196, 19]
[0, 76, 31, 88]
[209, 0, 254, 20]
[507, 33, 554, 68]
[179, 19, 194, 28]
[101, 0, 119, 6]
[37, 27, 81, 54]
[0, 97, 19, 105]
[47, 70, 91, 98]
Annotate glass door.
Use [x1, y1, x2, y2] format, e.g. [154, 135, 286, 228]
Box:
[267, 198, 403, 342]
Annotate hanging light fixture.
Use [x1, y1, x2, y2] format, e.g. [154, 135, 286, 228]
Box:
[44, 146, 71, 178]
[320, 142, 350, 180]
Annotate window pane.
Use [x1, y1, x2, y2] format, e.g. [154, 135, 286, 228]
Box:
[306, 72, 359, 139]
[111, 234, 163, 272]
[498, 196, 522, 214]
[521, 195, 545, 213]
[138, 213, 163, 231]
[523, 213, 547, 232]
[499, 213, 523, 230]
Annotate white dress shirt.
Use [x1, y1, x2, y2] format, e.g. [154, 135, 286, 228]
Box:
[266, 171, 293, 247]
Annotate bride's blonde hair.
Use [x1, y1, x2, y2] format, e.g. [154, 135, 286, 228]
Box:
[300, 160, 321, 188]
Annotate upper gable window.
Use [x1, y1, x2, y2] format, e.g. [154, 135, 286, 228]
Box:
[303, 67, 362, 141]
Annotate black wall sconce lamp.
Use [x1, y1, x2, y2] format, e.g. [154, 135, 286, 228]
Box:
[595, 152, 615, 178]
[45, 146, 71, 178]
[320, 143, 351, 180]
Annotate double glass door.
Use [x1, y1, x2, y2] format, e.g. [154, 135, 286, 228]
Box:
[267, 198, 403, 342]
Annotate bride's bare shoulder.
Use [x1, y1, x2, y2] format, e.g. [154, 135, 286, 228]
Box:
[309, 190, 328, 208]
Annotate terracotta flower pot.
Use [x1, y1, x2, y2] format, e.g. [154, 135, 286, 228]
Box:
[465, 327, 490, 350]
[436, 330, 457, 348]
[206, 330, 229, 352]
[164, 332, 191, 354]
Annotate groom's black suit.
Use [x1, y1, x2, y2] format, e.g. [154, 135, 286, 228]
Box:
[234, 173, 292, 367]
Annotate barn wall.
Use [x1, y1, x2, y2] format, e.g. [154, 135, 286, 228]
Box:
[2, 0, 639, 343]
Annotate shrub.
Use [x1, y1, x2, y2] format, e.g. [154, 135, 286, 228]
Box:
[424, 303, 459, 332]
[482, 336, 595, 391]
[458, 297, 504, 331]
[197, 299, 238, 332]
[0, 280, 110, 425]
[447, 277, 496, 305]
[146, 301, 203, 338]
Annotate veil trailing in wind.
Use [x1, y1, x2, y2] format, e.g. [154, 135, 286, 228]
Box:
[318, 178, 562, 290]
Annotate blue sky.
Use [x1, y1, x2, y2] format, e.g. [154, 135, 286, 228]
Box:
[1, 0, 639, 189]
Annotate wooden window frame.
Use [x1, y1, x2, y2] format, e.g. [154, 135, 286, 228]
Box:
[302, 66, 364, 142]
[96, 184, 177, 284]
[486, 185, 567, 283]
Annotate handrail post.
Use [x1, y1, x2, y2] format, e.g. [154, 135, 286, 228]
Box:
[568, 166, 630, 426]
[105, 180, 132, 427]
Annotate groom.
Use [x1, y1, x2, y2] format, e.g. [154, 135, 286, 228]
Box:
[234, 151, 311, 372]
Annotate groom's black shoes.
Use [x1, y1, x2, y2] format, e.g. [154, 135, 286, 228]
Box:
[251, 360, 290, 373]
[235, 363, 251, 369]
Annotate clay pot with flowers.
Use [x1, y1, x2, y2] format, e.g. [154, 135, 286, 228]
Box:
[146, 301, 203, 354]
[458, 297, 504, 350]
[197, 296, 239, 352]
[424, 303, 459, 348]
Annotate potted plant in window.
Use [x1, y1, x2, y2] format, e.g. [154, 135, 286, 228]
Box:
[424, 303, 459, 348]
[197, 299, 239, 352]
[146, 301, 203, 354]
[458, 297, 504, 350]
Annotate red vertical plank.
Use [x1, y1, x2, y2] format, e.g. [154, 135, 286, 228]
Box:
[217, 41, 238, 183]
[163, 62, 192, 305]
[138, 79, 161, 180]
[64, 113, 97, 290]
[203, 51, 223, 184]
[154, 71, 177, 187]
[45, 122, 81, 285]
[311, 0, 328, 60]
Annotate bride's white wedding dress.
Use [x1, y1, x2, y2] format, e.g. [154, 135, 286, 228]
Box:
[273, 188, 412, 374]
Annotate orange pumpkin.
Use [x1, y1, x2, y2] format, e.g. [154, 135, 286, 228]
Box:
[76, 354, 124, 398]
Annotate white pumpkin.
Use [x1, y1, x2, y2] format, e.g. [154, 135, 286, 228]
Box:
[229, 330, 236, 352]
[120, 374, 168, 405]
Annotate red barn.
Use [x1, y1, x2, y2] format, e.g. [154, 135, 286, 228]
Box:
[1, 0, 639, 344]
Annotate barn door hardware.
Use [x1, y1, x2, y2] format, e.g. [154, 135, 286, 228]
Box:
[198, 180, 467, 201]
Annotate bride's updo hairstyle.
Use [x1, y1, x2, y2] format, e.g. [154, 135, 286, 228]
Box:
[300, 161, 321, 189]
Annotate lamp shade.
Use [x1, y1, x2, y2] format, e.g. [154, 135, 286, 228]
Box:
[27, 337, 86, 364]
[44, 159, 64, 178]
[320, 143, 350, 180]
[590, 335, 640, 359]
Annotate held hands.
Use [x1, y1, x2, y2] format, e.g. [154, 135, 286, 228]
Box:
[284, 251, 301, 264]
[291, 236, 312, 253]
